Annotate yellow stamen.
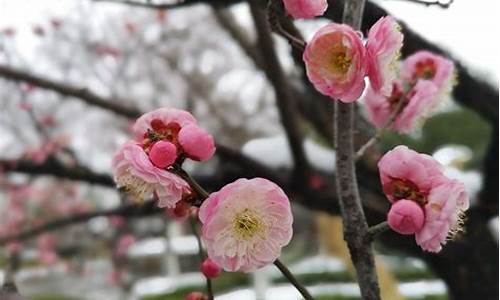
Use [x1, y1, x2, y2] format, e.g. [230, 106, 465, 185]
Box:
[233, 208, 266, 240]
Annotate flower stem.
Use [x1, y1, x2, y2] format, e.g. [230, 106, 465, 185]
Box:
[189, 218, 214, 300]
[355, 97, 406, 160]
[366, 221, 391, 242]
[274, 259, 314, 300]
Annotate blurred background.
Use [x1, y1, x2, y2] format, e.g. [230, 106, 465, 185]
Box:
[0, 0, 497, 299]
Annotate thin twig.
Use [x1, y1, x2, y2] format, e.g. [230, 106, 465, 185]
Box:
[387, 0, 453, 8]
[190, 218, 214, 300]
[274, 259, 314, 300]
[355, 96, 407, 159]
[366, 221, 391, 242]
[267, 0, 306, 51]
[92, 0, 191, 9]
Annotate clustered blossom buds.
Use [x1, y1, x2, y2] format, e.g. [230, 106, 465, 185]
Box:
[185, 292, 208, 300]
[199, 178, 293, 272]
[303, 16, 403, 102]
[283, 0, 328, 19]
[112, 107, 215, 209]
[379, 146, 469, 252]
[365, 50, 455, 133]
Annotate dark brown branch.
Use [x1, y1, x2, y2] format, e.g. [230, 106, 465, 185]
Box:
[249, 1, 310, 178]
[0, 200, 160, 246]
[0, 64, 141, 119]
[212, 8, 265, 70]
[334, 1, 381, 300]
[0, 157, 115, 187]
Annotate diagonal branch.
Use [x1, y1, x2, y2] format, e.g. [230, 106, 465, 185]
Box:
[249, 1, 310, 178]
[0, 200, 160, 246]
[0, 64, 141, 119]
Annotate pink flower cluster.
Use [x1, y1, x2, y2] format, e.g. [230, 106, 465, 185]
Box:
[303, 16, 403, 102]
[378, 146, 469, 252]
[365, 50, 455, 133]
[112, 108, 215, 209]
[199, 178, 293, 272]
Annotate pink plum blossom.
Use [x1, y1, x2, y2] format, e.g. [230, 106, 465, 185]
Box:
[132, 107, 196, 142]
[185, 292, 207, 300]
[149, 140, 177, 168]
[115, 234, 136, 258]
[387, 199, 424, 235]
[283, 0, 328, 19]
[112, 141, 189, 208]
[366, 16, 403, 96]
[415, 179, 469, 252]
[199, 178, 293, 272]
[364, 80, 438, 133]
[379, 146, 469, 252]
[378, 145, 445, 204]
[401, 50, 455, 98]
[178, 124, 216, 162]
[200, 258, 222, 278]
[303, 23, 367, 102]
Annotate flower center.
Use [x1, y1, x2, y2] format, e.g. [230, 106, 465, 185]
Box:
[331, 49, 352, 75]
[143, 119, 181, 151]
[386, 82, 407, 111]
[117, 171, 153, 202]
[233, 208, 265, 240]
[385, 178, 427, 206]
[413, 58, 436, 80]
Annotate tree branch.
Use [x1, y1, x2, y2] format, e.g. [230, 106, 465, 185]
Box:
[0, 64, 141, 119]
[0, 200, 160, 246]
[249, 0, 310, 178]
[334, 1, 381, 299]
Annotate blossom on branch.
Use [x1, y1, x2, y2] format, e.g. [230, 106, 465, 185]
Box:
[283, 0, 328, 19]
[366, 16, 403, 96]
[199, 178, 293, 272]
[378, 146, 469, 252]
[112, 141, 189, 208]
[303, 23, 367, 102]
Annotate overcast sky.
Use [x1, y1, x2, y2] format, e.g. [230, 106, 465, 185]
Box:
[0, 0, 498, 84]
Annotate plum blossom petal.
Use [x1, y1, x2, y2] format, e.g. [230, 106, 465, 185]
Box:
[112, 141, 189, 208]
[366, 16, 403, 96]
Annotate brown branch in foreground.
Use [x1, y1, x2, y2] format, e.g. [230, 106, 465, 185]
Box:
[249, 0, 310, 179]
[335, 1, 381, 300]
[0, 200, 160, 246]
[0, 64, 141, 119]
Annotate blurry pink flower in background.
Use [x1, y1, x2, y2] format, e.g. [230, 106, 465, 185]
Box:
[165, 200, 191, 221]
[109, 216, 125, 228]
[6, 242, 23, 256]
[2, 27, 16, 37]
[283, 0, 328, 19]
[366, 16, 403, 96]
[94, 45, 122, 57]
[401, 50, 455, 98]
[303, 23, 366, 102]
[112, 141, 189, 208]
[199, 178, 293, 272]
[364, 79, 438, 133]
[185, 292, 208, 300]
[378, 146, 469, 252]
[32, 25, 45, 36]
[37, 234, 59, 265]
[115, 234, 136, 258]
[50, 18, 63, 29]
[18, 102, 33, 111]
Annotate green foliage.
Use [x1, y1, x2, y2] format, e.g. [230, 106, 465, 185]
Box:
[381, 107, 491, 168]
